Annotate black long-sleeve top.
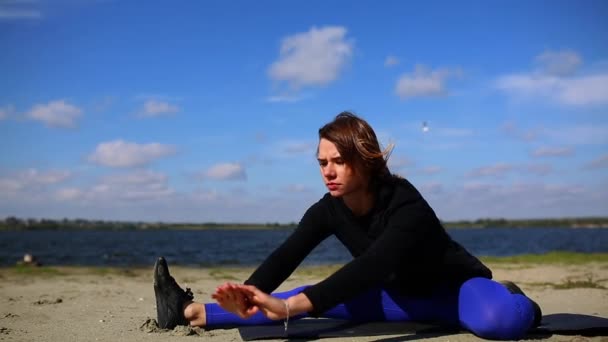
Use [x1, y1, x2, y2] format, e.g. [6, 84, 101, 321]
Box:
[244, 176, 492, 316]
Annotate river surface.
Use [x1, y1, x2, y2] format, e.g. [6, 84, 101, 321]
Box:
[1, 227, 606, 267]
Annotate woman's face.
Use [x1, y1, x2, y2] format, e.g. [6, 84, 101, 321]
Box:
[317, 138, 368, 198]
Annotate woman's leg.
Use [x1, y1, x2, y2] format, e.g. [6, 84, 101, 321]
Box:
[204, 278, 537, 340]
[458, 277, 536, 340]
[204, 284, 460, 327]
[320, 285, 460, 325]
[321, 278, 537, 340]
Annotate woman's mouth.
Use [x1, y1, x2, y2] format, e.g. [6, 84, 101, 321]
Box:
[327, 183, 339, 191]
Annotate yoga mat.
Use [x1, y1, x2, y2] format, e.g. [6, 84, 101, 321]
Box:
[239, 314, 608, 340]
[533, 313, 608, 336]
[239, 319, 456, 341]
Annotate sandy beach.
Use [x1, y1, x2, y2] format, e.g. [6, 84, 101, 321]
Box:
[1, 261, 607, 342]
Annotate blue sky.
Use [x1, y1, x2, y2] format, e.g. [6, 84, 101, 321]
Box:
[1, 0, 607, 223]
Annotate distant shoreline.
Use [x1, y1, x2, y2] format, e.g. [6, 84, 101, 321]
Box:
[1, 216, 608, 231]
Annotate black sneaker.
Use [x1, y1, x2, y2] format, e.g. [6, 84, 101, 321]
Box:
[153, 257, 194, 329]
[500, 280, 542, 328]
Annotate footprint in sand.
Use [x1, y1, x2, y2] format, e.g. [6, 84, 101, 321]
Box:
[33, 298, 63, 305]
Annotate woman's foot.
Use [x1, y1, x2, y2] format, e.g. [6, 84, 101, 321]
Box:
[153, 257, 194, 329]
[500, 280, 542, 327]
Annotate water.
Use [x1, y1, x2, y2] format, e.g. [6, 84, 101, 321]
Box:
[1, 227, 606, 267]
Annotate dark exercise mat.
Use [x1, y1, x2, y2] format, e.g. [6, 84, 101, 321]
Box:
[532, 313, 608, 336]
[239, 319, 452, 341]
[239, 314, 608, 341]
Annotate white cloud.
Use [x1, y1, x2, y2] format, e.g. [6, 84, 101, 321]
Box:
[421, 166, 442, 175]
[531, 146, 574, 158]
[535, 50, 582, 76]
[467, 163, 513, 178]
[268, 26, 353, 89]
[384, 55, 400, 67]
[26, 100, 82, 128]
[0, 168, 71, 194]
[0, 0, 41, 20]
[525, 163, 553, 176]
[419, 182, 443, 195]
[50, 170, 176, 205]
[542, 124, 608, 145]
[283, 141, 316, 155]
[388, 156, 413, 170]
[204, 163, 246, 181]
[55, 188, 83, 201]
[140, 99, 180, 117]
[51, 170, 176, 203]
[496, 50, 608, 106]
[584, 154, 608, 170]
[496, 73, 608, 106]
[0, 105, 15, 120]
[425, 180, 608, 220]
[395, 64, 462, 99]
[92, 170, 174, 201]
[282, 184, 312, 193]
[88, 140, 176, 168]
[501, 121, 539, 142]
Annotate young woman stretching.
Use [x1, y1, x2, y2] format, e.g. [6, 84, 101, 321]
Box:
[153, 112, 542, 340]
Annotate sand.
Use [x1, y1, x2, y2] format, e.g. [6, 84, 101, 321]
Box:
[1, 262, 607, 342]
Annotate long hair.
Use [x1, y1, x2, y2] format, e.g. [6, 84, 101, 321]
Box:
[318, 111, 393, 181]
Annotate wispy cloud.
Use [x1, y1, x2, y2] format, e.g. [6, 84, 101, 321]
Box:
[535, 49, 582, 77]
[496, 49, 608, 106]
[388, 156, 413, 171]
[26, 100, 82, 128]
[467, 163, 514, 178]
[281, 184, 312, 193]
[0, 105, 15, 120]
[54, 170, 175, 203]
[139, 99, 180, 117]
[268, 26, 354, 90]
[542, 124, 608, 145]
[420, 166, 443, 175]
[88, 140, 177, 168]
[583, 154, 608, 170]
[283, 141, 316, 155]
[0, 168, 71, 194]
[395, 64, 462, 99]
[531, 146, 574, 158]
[384, 55, 400, 67]
[203, 162, 247, 181]
[0, 0, 42, 20]
[419, 182, 443, 195]
[525, 163, 553, 176]
[501, 121, 539, 142]
[265, 94, 306, 103]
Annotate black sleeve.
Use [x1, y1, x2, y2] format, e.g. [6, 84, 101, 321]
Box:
[302, 199, 436, 316]
[244, 199, 332, 294]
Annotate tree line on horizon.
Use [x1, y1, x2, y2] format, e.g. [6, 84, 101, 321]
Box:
[1, 216, 607, 231]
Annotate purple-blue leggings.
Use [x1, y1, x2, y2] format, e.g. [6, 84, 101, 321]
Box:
[205, 277, 536, 340]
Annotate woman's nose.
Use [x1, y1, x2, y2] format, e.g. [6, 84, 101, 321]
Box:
[323, 164, 336, 177]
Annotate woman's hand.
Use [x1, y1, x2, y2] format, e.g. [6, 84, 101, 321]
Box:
[211, 282, 259, 319]
[237, 285, 288, 320]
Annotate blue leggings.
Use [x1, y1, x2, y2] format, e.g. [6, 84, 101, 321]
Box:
[204, 277, 536, 340]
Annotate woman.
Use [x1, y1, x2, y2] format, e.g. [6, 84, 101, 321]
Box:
[154, 112, 542, 340]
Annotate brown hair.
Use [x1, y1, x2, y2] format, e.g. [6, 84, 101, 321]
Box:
[318, 111, 393, 180]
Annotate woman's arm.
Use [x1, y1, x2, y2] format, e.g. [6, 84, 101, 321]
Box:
[244, 200, 332, 294]
[238, 285, 314, 320]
